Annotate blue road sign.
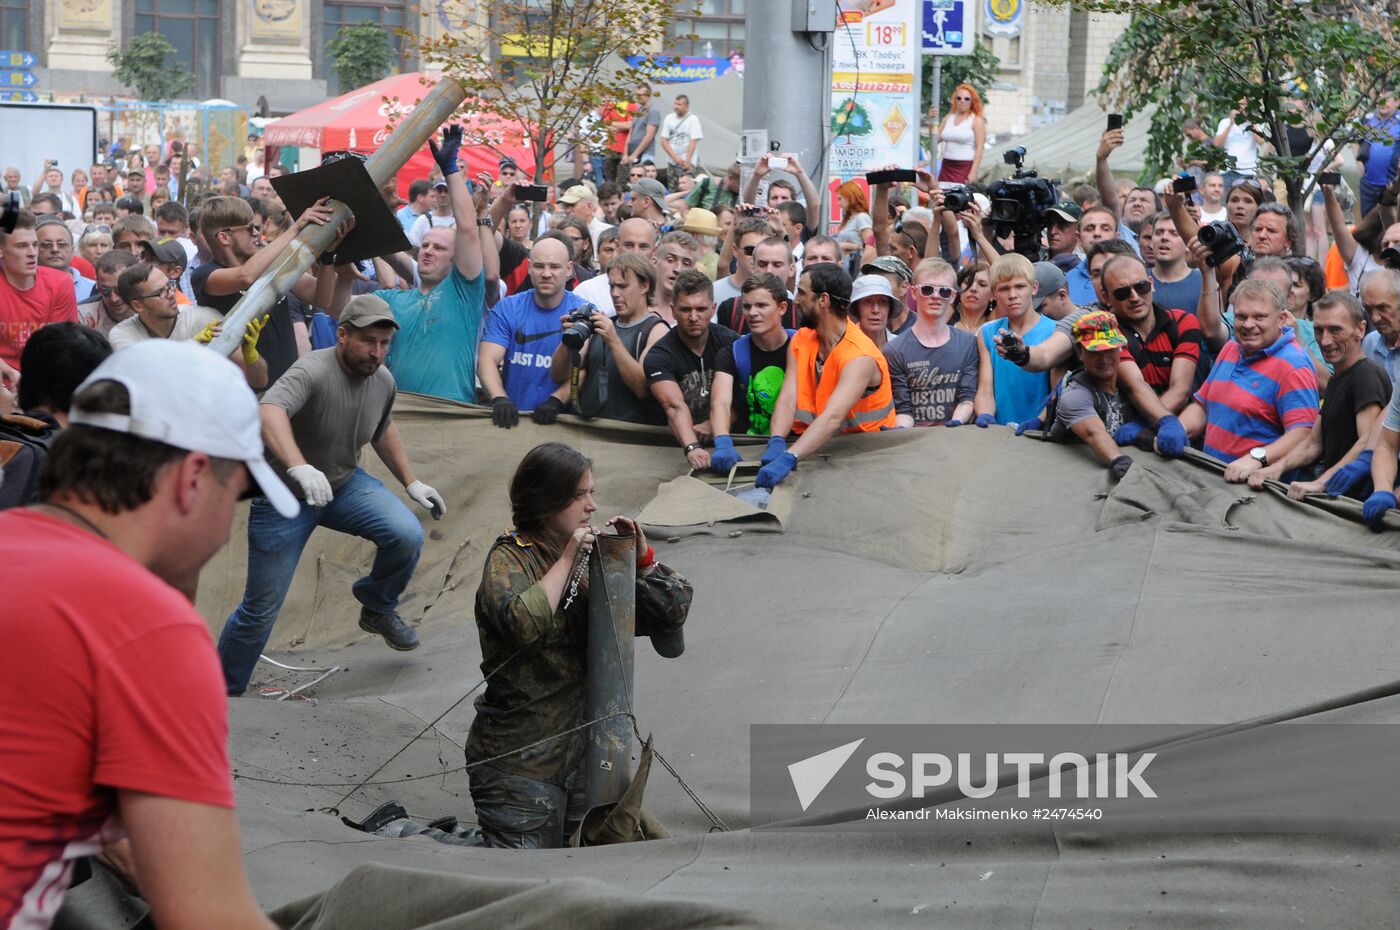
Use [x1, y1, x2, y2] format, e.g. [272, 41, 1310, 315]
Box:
[0, 50, 36, 69]
[0, 90, 38, 102]
[0, 69, 37, 89]
[922, 0, 975, 55]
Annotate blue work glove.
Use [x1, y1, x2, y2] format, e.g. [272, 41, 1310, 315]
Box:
[755, 451, 798, 490]
[1325, 450, 1373, 498]
[974, 413, 996, 428]
[1154, 414, 1187, 458]
[1109, 455, 1133, 480]
[428, 124, 464, 177]
[945, 418, 963, 428]
[1362, 490, 1396, 532]
[760, 435, 788, 466]
[1114, 421, 1143, 446]
[1014, 416, 1042, 437]
[710, 435, 743, 473]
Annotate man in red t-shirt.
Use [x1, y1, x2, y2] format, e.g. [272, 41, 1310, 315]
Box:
[0, 210, 78, 388]
[0, 339, 298, 929]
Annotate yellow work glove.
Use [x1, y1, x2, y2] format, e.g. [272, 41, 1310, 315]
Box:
[194, 320, 219, 344]
[241, 316, 267, 366]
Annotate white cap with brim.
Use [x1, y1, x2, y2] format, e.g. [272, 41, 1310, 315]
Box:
[68, 339, 301, 518]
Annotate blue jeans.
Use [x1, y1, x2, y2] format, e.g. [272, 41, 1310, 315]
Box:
[589, 154, 606, 186]
[217, 468, 424, 695]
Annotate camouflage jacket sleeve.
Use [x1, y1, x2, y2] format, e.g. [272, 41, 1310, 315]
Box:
[634, 561, 693, 637]
[478, 541, 569, 651]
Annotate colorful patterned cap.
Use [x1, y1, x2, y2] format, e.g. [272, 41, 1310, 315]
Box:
[1071, 310, 1127, 352]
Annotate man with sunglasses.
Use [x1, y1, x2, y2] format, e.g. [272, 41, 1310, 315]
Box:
[195, 194, 352, 385]
[1101, 255, 1208, 414]
[883, 258, 978, 427]
[77, 248, 138, 338]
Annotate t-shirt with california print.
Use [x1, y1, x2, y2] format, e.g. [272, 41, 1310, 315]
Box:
[882, 326, 979, 426]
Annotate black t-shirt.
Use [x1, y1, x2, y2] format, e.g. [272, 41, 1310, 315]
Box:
[716, 295, 800, 335]
[645, 323, 739, 427]
[190, 260, 299, 385]
[715, 332, 791, 435]
[1319, 358, 1391, 470]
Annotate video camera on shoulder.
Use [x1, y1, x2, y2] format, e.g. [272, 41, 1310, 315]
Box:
[1198, 220, 1249, 267]
[561, 302, 599, 351]
[986, 147, 1059, 259]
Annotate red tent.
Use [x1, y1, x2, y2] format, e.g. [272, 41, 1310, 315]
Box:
[263, 72, 544, 198]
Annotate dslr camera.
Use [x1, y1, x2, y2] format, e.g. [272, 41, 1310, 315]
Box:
[942, 187, 973, 214]
[561, 302, 599, 351]
[986, 147, 1059, 258]
[0, 191, 19, 235]
[1197, 220, 1249, 267]
[1380, 247, 1400, 271]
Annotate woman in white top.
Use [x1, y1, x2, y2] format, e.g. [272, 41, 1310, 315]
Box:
[933, 84, 987, 184]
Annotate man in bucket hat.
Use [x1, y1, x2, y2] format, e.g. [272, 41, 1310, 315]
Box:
[0, 339, 287, 929]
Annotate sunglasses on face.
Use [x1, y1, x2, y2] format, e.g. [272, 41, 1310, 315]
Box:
[84, 223, 112, 235]
[96, 284, 116, 297]
[917, 284, 957, 299]
[741, 245, 758, 256]
[220, 223, 262, 237]
[1110, 279, 1153, 302]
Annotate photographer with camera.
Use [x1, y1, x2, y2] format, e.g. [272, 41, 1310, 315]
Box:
[1321, 175, 1400, 293]
[548, 253, 666, 425]
[480, 234, 590, 428]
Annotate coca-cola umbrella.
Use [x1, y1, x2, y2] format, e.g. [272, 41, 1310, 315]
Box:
[263, 72, 544, 196]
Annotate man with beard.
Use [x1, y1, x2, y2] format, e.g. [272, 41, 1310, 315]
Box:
[758, 263, 895, 489]
[217, 295, 446, 695]
[646, 270, 738, 470]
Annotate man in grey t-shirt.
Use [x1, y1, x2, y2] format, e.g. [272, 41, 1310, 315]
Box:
[883, 258, 978, 426]
[216, 294, 447, 696]
[623, 87, 662, 169]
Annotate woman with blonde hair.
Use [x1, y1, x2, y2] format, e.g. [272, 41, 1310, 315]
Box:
[934, 84, 987, 184]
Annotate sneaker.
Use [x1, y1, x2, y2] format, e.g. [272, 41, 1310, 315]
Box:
[358, 607, 420, 651]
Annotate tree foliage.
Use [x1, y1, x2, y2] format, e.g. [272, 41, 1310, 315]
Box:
[1076, 0, 1400, 214]
[106, 31, 193, 103]
[414, 0, 696, 183]
[921, 42, 1001, 116]
[328, 22, 395, 93]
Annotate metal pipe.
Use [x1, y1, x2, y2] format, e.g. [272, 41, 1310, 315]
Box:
[583, 532, 637, 810]
[206, 75, 467, 358]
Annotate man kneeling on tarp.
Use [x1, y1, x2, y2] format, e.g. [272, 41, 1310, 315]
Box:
[1047, 310, 1188, 479]
[347, 442, 693, 848]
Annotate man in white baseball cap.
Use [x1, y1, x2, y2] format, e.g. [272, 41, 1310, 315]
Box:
[0, 338, 282, 929]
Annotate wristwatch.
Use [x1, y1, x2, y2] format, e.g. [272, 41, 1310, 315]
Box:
[476, 217, 494, 227]
[683, 442, 702, 456]
[1249, 447, 1269, 466]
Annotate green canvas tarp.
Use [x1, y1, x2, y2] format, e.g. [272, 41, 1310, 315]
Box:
[185, 394, 1400, 928]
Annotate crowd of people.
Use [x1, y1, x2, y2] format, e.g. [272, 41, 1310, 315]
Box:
[6, 84, 1400, 924]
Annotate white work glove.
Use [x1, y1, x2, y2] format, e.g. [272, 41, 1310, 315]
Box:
[287, 464, 333, 507]
[406, 480, 446, 520]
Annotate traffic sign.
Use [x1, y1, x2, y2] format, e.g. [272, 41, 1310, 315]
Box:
[0, 90, 38, 103]
[0, 69, 37, 89]
[0, 50, 35, 69]
[922, 0, 975, 55]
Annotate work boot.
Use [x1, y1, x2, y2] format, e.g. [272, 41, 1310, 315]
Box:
[358, 606, 419, 651]
[342, 800, 408, 834]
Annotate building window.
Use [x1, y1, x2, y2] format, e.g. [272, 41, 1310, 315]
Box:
[0, 0, 25, 55]
[323, 1, 409, 96]
[134, 0, 221, 99]
[669, 0, 745, 58]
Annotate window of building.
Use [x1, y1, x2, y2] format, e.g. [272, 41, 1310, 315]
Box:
[134, 0, 221, 99]
[0, 0, 25, 55]
[323, 0, 409, 96]
[669, 0, 745, 58]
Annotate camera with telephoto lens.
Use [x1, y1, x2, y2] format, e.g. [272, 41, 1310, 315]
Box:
[561, 302, 599, 351]
[942, 187, 973, 214]
[1380, 247, 1400, 271]
[1197, 220, 1249, 267]
[986, 147, 1059, 259]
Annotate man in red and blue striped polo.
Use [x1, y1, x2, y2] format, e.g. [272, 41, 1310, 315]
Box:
[1179, 278, 1320, 483]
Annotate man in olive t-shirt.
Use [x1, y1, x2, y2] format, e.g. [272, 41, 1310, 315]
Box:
[216, 295, 448, 696]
